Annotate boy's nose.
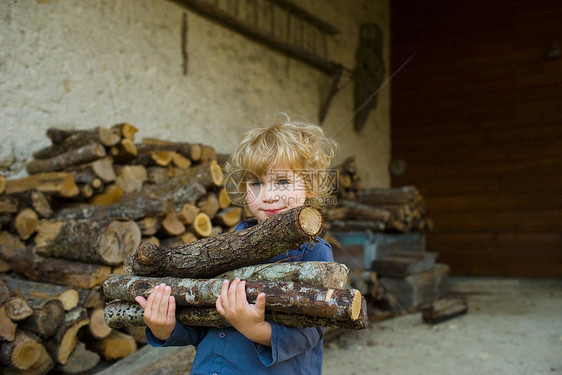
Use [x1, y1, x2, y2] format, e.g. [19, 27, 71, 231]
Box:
[262, 187, 279, 203]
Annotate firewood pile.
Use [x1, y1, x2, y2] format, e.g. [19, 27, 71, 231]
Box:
[0, 123, 250, 374]
[0, 124, 370, 374]
[321, 156, 447, 325]
[326, 156, 433, 233]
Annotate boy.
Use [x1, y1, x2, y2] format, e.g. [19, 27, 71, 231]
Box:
[136, 115, 337, 374]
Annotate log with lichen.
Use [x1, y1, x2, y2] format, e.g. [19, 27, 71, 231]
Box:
[103, 273, 362, 322]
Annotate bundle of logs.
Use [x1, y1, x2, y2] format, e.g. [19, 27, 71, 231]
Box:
[326, 156, 432, 233]
[103, 206, 367, 332]
[0, 123, 249, 374]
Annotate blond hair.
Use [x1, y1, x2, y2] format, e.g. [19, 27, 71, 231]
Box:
[225, 114, 337, 207]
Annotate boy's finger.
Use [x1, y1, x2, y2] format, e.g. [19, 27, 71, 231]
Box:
[255, 292, 266, 315]
[144, 284, 158, 317]
[216, 295, 225, 316]
[236, 280, 247, 306]
[167, 296, 176, 322]
[135, 296, 147, 309]
[151, 284, 165, 316]
[228, 278, 240, 307]
[220, 280, 230, 311]
[161, 285, 172, 311]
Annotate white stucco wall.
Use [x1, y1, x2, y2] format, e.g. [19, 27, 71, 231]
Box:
[0, 0, 390, 187]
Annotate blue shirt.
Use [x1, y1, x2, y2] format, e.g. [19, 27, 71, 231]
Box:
[146, 218, 334, 375]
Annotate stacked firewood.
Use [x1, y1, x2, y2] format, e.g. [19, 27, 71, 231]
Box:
[326, 156, 432, 233]
[103, 206, 368, 331]
[0, 124, 245, 374]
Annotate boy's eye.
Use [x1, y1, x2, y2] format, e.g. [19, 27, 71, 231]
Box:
[278, 179, 290, 185]
[249, 181, 262, 187]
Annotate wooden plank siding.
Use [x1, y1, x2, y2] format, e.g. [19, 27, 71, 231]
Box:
[390, 0, 562, 278]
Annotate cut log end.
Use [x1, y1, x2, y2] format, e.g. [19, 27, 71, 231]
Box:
[351, 289, 362, 321]
[99, 221, 141, 266]
[192, 212, 212, 237]
[298, 206, 323, 236]
[210, 160, 224, 186]
[9, 332, 43, 370]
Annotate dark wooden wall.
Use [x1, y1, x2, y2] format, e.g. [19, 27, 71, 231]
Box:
[390, 0, 562, 278]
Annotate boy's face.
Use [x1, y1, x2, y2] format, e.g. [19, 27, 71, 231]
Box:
[245, 163, 310, 224]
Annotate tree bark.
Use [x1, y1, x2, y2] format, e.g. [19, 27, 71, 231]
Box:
[27, 143, 107, 174]
[103, 274, 362, 321]
[35, 219, 141, 266]
[124, 206, 323, 278]
[34, 127, 121, 159]
[143, 161, 223, 195]
[5, 247, 111, 289]
[215, 261, 349, 289]
[57, 194, 168, 221]
[104, 299, 368, 330]
[56, 181, 206, 221]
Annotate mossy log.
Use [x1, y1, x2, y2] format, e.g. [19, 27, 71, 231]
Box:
[104, 299, 368, 330]
[215, 261, 349, 289]
[124, 206, 323, 278]
[103, 273, 361, 321]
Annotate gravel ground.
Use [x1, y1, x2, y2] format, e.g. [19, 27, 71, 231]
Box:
[322, 278, 562, 375]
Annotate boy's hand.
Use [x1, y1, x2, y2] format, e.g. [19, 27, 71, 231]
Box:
[216, 278, 272, 346]
[135, 283, 176, 341]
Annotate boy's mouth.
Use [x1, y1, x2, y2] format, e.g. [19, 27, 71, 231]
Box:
[263, 209, 283, 215]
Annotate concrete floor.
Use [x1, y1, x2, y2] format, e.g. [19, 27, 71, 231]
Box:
[323, 277, 562, 375]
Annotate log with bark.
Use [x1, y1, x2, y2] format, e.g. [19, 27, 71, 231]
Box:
[1, 276, 80, 311]
[46, 307, 89, 365]
[0, 331, 45, 370]
[27, 143, 107, 174]
[4, 246, 111, 289]
[35, 219, 141, 266]
[215, 261, 349, 289]
[124, 205, 323, 278]
[4, 172, 79, 198]
[19, 298, 65, 339]
[103, 274, 362, 321]
[7, 190, 53, 219]
[56, 180, 206, 221]
[33, 127, 122, 160]
[138, 138, 202, 162]
[104, 298, 368, 330]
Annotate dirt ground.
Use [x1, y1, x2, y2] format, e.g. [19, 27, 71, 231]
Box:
[322, 277, 562, 375]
